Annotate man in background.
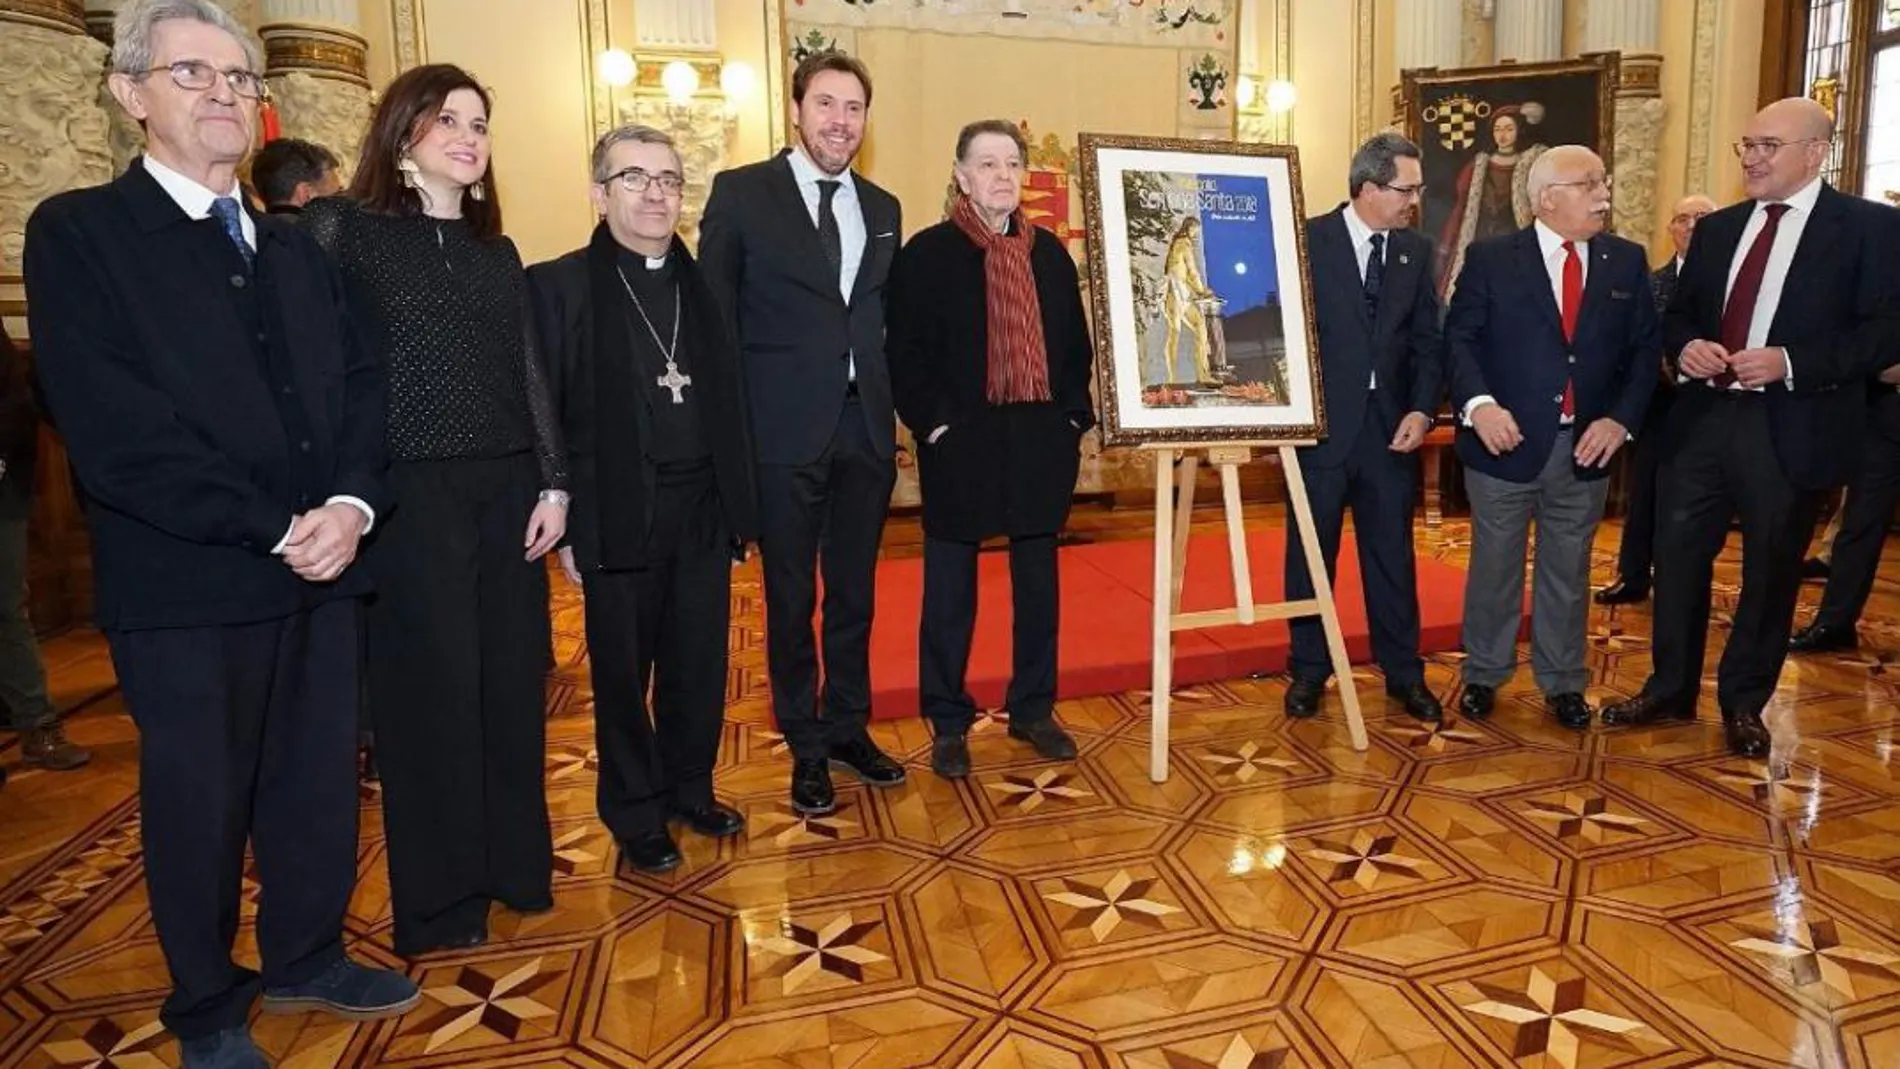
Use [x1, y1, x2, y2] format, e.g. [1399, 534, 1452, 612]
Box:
[1598, 192, 1716, 605]
[0, 318, 89, 778]
[1789, 364, 1900, 653]
[250, 137, 340, 216]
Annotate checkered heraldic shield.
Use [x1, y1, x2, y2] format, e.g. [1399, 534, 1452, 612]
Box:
[1423, 96, 1491, 151]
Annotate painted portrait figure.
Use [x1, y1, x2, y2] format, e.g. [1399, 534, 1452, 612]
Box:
[1434, 102, 1547, 299]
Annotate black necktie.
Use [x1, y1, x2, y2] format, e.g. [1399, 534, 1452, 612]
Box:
[1363, 232, 1384, 321]
[816, 179, 843, 282]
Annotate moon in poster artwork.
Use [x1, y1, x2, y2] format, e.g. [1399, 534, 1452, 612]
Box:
[1233, 261, 1248, 275]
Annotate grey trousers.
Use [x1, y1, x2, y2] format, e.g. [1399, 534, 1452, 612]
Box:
[1461, 429, 1609, 695]
[0, 516, 54, 731]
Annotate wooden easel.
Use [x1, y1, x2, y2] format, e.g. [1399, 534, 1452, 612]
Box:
[1145, 442, 1367, 782]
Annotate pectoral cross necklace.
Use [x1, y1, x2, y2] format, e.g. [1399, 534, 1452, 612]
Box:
[615, 265, 691, 403]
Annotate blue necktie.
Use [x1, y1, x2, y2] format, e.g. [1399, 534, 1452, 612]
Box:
[1362, 232, 1385, 321]
[210, 196, 254, 270]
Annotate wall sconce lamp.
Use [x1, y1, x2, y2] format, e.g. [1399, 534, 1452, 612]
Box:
[597, 48, 636, 88]
[1265, 79, 1297, 114]
[661, 59, 700, 104]
[1236, 74, 1258, 110]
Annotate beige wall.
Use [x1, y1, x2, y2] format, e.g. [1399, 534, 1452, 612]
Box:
[351, 0, 1769, 267]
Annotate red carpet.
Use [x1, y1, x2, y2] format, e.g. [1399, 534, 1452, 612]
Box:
[860, 528, 1483, 722]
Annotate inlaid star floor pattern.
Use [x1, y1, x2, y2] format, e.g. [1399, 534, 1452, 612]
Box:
[4, 513, 1900, 1068]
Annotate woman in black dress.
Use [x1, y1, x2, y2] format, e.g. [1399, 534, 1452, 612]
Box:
[306, 63, 566, 956]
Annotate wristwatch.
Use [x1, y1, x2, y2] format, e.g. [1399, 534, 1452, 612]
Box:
[538, 489, 571, 508]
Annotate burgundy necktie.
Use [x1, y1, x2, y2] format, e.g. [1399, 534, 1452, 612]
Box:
[1713, 202, 1790, 387]
[1560, 241, 1580, 418]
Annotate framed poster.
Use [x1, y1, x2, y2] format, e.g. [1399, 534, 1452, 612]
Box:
[1079, 133, 1321, 447]
[1398, 53, 1620, 302]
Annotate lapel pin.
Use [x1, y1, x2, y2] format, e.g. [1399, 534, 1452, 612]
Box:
[1398, 253, 1410, 264]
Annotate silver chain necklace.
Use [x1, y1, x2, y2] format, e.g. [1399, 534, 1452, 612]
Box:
[614, 264, 692, 404]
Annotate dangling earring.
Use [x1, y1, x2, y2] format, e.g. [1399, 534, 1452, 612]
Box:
[397, 151, 420, 189]
[469, 179, 486, 202]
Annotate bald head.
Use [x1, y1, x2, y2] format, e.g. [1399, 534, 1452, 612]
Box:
[1667, 192, 1717, 258]
[1528, 145, 1612, 241]
[1740, 97, 1833, 202]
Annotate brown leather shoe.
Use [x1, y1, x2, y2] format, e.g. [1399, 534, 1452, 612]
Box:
[22, 724, 90, 771]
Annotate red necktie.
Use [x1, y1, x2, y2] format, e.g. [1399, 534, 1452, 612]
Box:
[1561, 240, 1581, 418]
[1713, 202, 1791, 387]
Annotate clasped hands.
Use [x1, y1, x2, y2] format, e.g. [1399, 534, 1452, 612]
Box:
[282, 503, 367, 584]
[1468, 402, 1627, 468]
[1679, 339, 1787, 388]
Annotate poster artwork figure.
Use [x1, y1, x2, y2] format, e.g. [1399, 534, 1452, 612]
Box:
[1435, 101, 1548, 299]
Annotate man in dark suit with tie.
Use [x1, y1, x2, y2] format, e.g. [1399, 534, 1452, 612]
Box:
[699, 51, 905, 817]
[1598, 192, 1715, 605]
[1284, 133, 1445, 723]
[1446, 145, 1659, 730]
[1603, 98, 1900, 756]
[23, 2, 417, 1065]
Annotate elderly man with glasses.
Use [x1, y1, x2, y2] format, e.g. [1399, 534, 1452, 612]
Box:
[1282, 132, 1448, 724]
[1603, 98, 1900, 757]
[527, 124, 759, 875]
[1445, 145, 1659, 731]
[24, 1, 416, 1065]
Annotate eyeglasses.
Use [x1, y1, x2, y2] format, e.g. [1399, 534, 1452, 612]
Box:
[1733, 137, 1828, 160]
[1376, 181, 1426, 197]
[1548, 174, 1614, 193]
[133, 60, 268, 101]
[601, 167, 685, 196]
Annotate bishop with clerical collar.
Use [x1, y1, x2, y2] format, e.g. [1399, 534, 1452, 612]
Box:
[527, 124, 759, 875]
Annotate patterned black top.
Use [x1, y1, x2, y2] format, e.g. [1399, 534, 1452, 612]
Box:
[304, 196, 566, 488]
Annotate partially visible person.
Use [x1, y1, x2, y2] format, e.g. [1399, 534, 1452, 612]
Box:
[1602, 98, 1900, 757]
[0, 320, 89, 773]
[1447, 146, 1658, 730]
[1789, 369, 1900, 653]
[305, 63, 567, 957]
[24, 2, 417, 1064]
[528, 124, 758, 873]
[251, 137, 340, 216]
[1283, 132, 1446, 725]
[887, 119, 1094, 779]
[699, 51, 905, 817]
[1598, 192, 1717, 605]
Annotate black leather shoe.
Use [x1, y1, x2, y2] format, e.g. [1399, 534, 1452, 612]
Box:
[1284, 677, 1323, 719]
[1546, 692, 1593, 731]
[791, 759, 836, 815]
[828, 736, 907, 787]
[1790, 621, 1858, 654]
[1600, 691, 1695, 727]
[1594, 578, 1649, 605]
[673, 800, 745, 838]
[1008, 717, 1078, 760]
[931, 734, 971, 779]
[1458, 684, 1496, 721]
[1386, 682, 1443, 722]
[1724, 710, 1771, 757]
[621, 831, 683, 874]
[1802, 557, 1831, 580]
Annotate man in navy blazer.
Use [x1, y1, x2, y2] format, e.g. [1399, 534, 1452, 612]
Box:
[1284, 133, 1445, 723]
[1445, 145, 1658, 729]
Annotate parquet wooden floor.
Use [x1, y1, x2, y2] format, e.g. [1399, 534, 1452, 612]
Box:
[3, 513, 1900, 1068]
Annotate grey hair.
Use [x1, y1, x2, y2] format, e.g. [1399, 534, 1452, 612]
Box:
[1526, 145, 1599, 206]
[1347, 131, 1422, 198]
[112, 0, 264, 76]
[590, 124, 683, 182]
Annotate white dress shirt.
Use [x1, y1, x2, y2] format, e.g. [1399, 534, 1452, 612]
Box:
[1341, 203, 1386, 389]
[1706, 174, 1822, 391]
[786, 145, 865, 381]
[1463, 220, 1586, 426]
[141, 153, 375, 552]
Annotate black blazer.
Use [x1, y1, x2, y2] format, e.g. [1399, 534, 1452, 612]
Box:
[1301, 207, 1444, 467]
[1663, 184, 1900, 490]
[0, 318, 36, 514]
[23, 160, 387, 630]
[526, 232, 759, 571]
[698, 151, 902, 466]
[886, 219, 1095, 541]
[1447, 225, 1659, 484]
